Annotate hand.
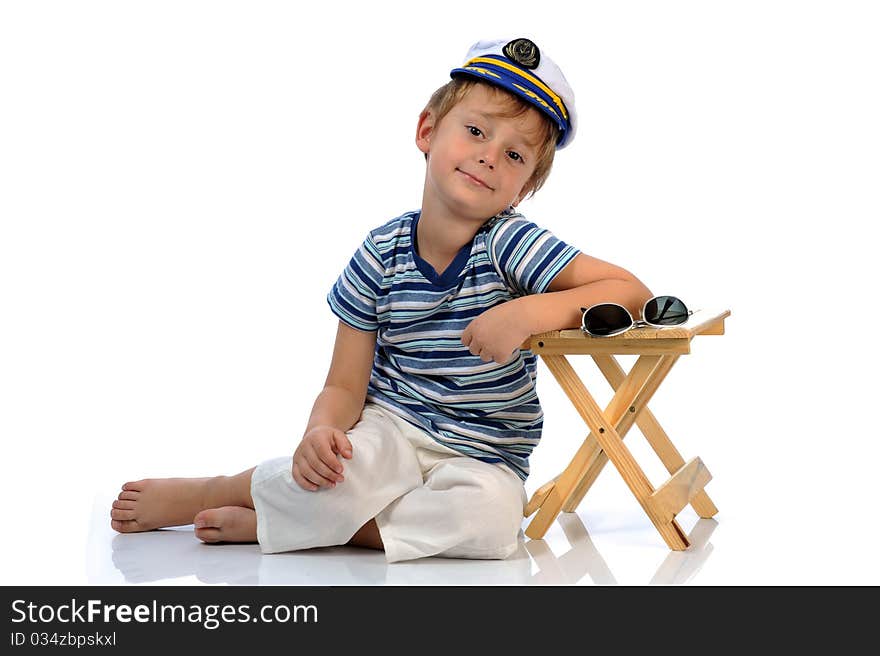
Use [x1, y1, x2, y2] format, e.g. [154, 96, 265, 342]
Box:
[461, 299, 533, 365]
[292, 425, 353, 491]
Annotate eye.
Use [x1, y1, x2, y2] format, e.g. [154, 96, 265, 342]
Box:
[467, 125, 483, 137]
[507, 150, 525, 163]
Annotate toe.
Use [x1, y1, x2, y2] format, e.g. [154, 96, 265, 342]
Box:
[122, 480, 145, 492]
[193, 509, 220, 529]
[113, 500, 136, 510]
[118, 491, 139, 501]
[111, 508, 136, 521]
[195, 527, 222, 543]
[111, 519, 137, 533]
[196, 507, 257, 543]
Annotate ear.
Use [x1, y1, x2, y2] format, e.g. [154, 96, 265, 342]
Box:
[415, 109, 436, 156]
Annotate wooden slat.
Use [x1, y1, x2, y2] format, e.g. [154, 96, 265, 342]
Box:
[524, 431, 604, 538]
[525, 486, 567, 539]
[524, 478, 557, 517]
[520, 308, 730, 350]
[528, 337, 690, 356]
[648, 458, 712, 524]
[684, 308, 730, 336]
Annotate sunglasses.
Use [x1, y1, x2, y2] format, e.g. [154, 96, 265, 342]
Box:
[580, 295, 693, 337]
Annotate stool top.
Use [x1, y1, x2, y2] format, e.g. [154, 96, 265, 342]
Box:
[523, 308, 730, 355]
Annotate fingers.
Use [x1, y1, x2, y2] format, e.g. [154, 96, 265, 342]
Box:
[292, 436, 348, 491]
[301, 451, 341, 487]
[292, 426, 356, 492]
[292, 462, 320, 492]
[460, 323, 472, 347]
[314, 442, 346, 481]
[332, 431, 354, 459]
[462, 329, 492, 361]
[495, 348, 517, 365]
[470, 343, 497, 362]
[466, 341, 519, 364]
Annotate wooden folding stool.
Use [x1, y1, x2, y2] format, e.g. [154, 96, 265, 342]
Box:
[522, 308, 730, 550]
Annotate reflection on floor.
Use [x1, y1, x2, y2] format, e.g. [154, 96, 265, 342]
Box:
[92, 504, 716, 586]
[526, 513, 716, 585]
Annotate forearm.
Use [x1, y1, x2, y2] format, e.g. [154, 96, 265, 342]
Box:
[517, 278, 654, 333]
[304, 384, 366, 436]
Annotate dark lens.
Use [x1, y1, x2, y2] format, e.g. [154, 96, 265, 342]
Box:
[643, 296, 689, 326]
[582, 304, 633, 336]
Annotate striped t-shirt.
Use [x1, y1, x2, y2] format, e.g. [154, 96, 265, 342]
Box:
[327, 208, 580, 481]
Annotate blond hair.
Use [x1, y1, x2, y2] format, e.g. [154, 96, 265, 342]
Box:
[423, 78, 558, 201]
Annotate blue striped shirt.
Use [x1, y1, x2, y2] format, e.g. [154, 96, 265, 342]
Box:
[327, 208, 580, 481]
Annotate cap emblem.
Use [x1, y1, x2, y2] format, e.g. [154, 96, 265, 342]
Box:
[502, 38, 540, 70]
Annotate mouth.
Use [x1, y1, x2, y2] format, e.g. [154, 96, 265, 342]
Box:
[456, 168, 493, 190]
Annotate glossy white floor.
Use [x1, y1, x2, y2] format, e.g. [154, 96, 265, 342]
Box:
[52, 426, 880, 587]
[86, 497, 718, 587]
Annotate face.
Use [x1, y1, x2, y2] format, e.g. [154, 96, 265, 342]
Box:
[416, 84, 543, 222]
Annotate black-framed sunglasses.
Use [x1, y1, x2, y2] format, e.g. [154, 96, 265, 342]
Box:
[580, 295, 693, 337]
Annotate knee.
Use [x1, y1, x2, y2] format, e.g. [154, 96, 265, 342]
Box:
[446, 473, 524, 556]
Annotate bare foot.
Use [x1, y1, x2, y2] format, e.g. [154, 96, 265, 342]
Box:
[111, 478, 211, 533]
[193, 506, 257, 543]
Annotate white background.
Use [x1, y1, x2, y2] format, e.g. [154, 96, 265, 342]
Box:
[1, 1, 878, 585]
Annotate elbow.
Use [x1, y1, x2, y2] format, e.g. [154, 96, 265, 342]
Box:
[620, 275, 654, 320]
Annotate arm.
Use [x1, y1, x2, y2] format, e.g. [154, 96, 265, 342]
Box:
[305, 320, 377, 435]
[523, 252, 653, 331]
[461, 253, 653, 363]
[293, 320, 377, 490]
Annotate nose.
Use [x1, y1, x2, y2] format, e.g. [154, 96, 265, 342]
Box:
[479, 140, 504, 170]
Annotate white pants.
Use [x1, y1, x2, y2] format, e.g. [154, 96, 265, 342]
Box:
[251, 403, 527, 563]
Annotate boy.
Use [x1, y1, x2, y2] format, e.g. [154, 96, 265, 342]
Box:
[111, 38, 653, 562]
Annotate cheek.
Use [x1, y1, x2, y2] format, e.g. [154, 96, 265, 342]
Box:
[509, 165, 532, 188]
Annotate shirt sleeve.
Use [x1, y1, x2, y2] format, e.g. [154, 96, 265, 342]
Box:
[486, 216, 581, 296]
[326, 232, 385, 332]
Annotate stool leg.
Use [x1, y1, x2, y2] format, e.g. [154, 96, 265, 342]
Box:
[590, 354, 718, 519]
[535, 355, 690, 550]
[563, 355, 672, 512]
[526, 355, 658, 539]
[560, 354, 676, 512]
[525, 431, 603, 539]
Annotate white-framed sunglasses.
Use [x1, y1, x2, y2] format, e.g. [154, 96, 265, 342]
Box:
[580, 295, 693, 337]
